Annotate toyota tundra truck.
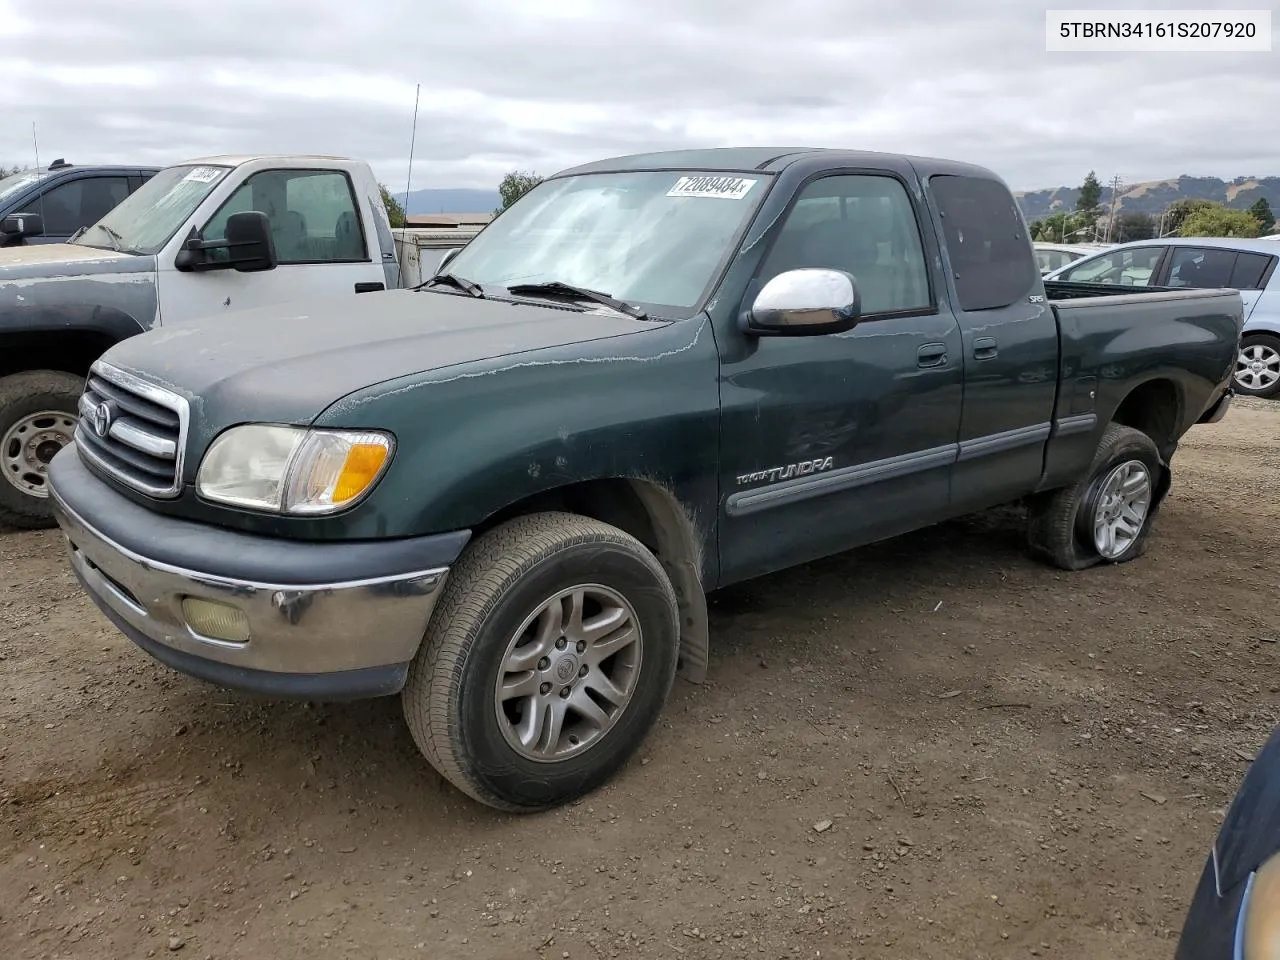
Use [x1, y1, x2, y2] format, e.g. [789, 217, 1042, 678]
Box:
[46, 147, 1242, 812]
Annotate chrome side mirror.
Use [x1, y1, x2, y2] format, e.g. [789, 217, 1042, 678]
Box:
[742, 268, 861, 337]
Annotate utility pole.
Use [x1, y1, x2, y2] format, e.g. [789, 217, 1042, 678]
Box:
[1104, 175, 1123, 242]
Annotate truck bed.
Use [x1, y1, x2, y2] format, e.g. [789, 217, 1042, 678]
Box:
[1037, 281, 1244, 489]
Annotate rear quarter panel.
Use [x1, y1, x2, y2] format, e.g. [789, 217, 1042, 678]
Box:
[1243, 286, 1280, 336]
[1042, 287, 1243, 488]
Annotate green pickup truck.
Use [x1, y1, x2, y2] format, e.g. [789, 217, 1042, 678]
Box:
[45, 147, 1241, 812]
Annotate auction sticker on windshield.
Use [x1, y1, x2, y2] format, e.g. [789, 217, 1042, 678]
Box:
[667, 176, 758, 200]
[183, 166, 224, 183]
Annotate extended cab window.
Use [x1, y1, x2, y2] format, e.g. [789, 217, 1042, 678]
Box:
[931, 175, 1038, 311]
[37, 176, 130, 235]
[203, 169, 366, 264]
[757, 174, 931, 316]
[1056, 246, 1164, 286]
[1167, 247, 1275, 290]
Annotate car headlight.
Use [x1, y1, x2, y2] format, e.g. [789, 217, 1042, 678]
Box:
[196, 424, 394, 515]
[1242, 852, 1280, 959]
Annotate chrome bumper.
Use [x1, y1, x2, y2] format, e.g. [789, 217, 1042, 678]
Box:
[51, 489, 449, 697]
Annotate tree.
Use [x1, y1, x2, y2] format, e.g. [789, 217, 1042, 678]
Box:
[1248, 197, 1275, 233]
[1163, 198, 1214, 236]
[1031, 210, 1093, 243]
[0, 164, 21, 178]
[1076, 171, 1103, 217]
[496, 171, 543, 213]
[1177, 204, 1264, 239]
[378, 183, 406, 228]
[1114, 211, 1155, 243]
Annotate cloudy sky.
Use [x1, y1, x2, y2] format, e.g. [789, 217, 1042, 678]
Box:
[1, 0, 1275, 194]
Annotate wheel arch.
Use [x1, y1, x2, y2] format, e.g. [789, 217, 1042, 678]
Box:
[1108, 377, 1183, 463]
[473, 476, 711, 684]
[0, 326, 133, 380]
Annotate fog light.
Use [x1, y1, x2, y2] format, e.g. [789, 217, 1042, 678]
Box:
[181, 597, 251, 643]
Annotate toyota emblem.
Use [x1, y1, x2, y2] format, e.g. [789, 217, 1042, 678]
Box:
[92, 401, 113, 438]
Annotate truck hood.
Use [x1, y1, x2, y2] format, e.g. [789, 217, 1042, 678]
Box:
[102, 288, 665, 429]
[0, 242, 146, 281]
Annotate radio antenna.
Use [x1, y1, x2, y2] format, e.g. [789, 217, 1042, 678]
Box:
[400, 82, 420, 247]
[32, 121, 47, 228]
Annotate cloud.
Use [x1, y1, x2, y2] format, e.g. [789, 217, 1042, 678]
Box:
[0, 0, 1275, 192]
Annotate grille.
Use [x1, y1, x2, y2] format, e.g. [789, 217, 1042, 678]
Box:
[74, 361, 189, 498]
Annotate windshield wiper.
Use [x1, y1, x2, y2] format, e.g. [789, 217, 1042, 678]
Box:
[86, 223, 125, 252]
[418, 272, 485, 298]
[505, 281, 648, 320]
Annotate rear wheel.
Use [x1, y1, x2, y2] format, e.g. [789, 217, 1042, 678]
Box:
[1027, 423, 1164, 571]
[0, 370, 85, 529]
[1234, 333, 1280, 398]
[402, 511, 680, 812]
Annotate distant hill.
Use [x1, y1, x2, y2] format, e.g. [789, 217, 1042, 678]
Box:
[398, 188, 500, 215]
[1015, 176, 1280, 221]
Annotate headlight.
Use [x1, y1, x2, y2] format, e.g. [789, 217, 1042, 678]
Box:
[1243, 852, 1280, 959]
[196, 424, 394, 515]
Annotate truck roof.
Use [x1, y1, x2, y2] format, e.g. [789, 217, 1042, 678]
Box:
[554, 146, 1001, 182]
[180, 154, 360, 167]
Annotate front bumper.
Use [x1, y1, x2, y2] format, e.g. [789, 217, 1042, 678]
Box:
[47, 445, 470, 699]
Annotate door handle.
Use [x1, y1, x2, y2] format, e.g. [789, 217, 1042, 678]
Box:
[917, 343, 948, 368]
[354, 281, 385, 294]
[973, 337, 998, 360]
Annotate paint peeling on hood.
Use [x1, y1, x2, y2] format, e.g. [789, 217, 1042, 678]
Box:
[0, 242, 156, 293]
[0, 242, 134, 269]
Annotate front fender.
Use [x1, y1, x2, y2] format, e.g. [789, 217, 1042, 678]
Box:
[313, 316, 722, 544]
[0, 260, 157, 341]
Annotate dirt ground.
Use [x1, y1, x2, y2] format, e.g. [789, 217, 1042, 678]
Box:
[3, 399, 1278, 960]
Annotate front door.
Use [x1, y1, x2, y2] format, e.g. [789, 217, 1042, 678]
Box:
[155, 167, 385, 324]
[717, 170, 964, 584]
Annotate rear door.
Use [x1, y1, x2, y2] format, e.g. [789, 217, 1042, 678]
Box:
[925, 173, 1061, 511]
[155, 166, 389, 323]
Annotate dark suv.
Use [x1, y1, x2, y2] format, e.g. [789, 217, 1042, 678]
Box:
[0, 159, 162, 246]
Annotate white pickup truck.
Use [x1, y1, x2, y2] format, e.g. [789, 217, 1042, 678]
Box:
[0, 154, 479, 528]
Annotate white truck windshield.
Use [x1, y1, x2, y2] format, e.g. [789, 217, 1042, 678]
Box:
[73, 164, 231, 256]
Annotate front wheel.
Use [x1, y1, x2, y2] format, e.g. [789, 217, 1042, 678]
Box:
[1027, 423, 1164, 571]
[402, 511, 680, 812]
[0, 370, 86, 530]
[1235, 333, 1280, 398]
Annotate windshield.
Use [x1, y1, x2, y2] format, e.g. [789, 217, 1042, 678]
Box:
[72, 164, 231, 255]
[443, 169, 769, 314]
[0, 169, 41, 206]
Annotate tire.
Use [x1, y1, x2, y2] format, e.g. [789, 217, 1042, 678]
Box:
[0, 370, 85, 530]
[402, 511, 680, 812]
[1027, 423, 1164, 572]
[1235, 332, 1280, 398]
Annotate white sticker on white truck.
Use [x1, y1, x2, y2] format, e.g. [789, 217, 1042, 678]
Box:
[183, 166, 223, 183]
[667, 176, 758, 200]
